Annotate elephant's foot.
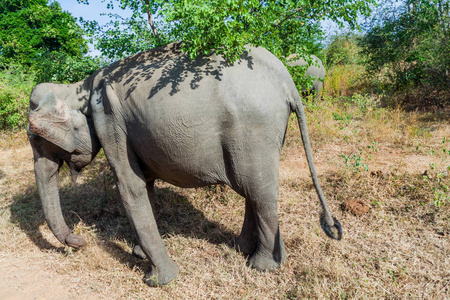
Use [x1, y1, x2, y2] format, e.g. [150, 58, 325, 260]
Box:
[247, 246, 286, 271]
[65, 233, 85, 248]
[234, 234, 257, 256]
[144, 258, 179, 287]
[132, 244, 146, 260]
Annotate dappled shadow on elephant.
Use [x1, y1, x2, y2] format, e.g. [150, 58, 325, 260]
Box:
[88, 42, 255, 103]
[10, 163, 236, 265]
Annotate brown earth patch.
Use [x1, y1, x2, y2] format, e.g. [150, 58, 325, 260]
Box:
[341, 198, 370, 215]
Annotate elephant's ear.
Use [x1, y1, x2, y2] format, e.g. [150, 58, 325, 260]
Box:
[28, 92, 91, 154]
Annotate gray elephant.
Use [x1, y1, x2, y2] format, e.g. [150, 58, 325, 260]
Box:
[27, 42, 341, 287]
[287, 54, 325, 102]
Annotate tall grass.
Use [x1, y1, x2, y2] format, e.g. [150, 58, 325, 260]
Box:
[324, 63, 366, 97]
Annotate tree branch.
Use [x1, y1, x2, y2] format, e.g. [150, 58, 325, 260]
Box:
[141, 0, 159, 38]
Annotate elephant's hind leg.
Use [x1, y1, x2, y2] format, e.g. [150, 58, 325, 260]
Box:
[313, 81, 323, 103]
[235, 200, 258, 256]
[233, 163, 287, 271]
[132, 180, 157, 260]
[246, 189, 287, 271]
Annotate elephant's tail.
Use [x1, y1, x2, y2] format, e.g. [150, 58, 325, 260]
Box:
[291, 97, 342, 240]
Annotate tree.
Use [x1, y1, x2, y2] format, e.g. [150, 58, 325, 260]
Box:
[361, 0, 450, 102]
[0, 0, 88, 65]
[80, 0, 374, 62]
[325, 33, 363, 67]
[0, 0, 102, 83]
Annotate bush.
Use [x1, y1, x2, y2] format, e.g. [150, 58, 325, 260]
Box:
[33, 52, 102, 84]
[0, 53, 102, 130]
[360, 0, 450, 109]
[0, 64, 35, 130]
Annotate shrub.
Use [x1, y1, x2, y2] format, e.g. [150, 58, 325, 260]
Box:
[0, 64, 35, 129]
[360, 0, 450, 109]
[33, 52, 102, 84]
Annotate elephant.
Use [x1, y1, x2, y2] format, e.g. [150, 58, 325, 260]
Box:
[27, 42, 341, 287]
[287, 54, 325, 102]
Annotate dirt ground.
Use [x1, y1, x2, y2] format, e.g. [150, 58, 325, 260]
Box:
[0, 110, 449, 299]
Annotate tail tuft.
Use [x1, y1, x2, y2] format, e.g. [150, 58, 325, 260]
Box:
[320, 215, 343, 240]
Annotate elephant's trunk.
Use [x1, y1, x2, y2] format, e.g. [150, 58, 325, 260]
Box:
[32, 136, 86, 248]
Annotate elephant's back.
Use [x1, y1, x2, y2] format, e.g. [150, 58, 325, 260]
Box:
[287, 54, 325, 80]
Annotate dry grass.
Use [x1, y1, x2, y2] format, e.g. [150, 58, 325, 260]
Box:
[0, 100, 449, 299]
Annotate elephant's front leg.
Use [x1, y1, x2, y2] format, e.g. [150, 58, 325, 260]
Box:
[107, 145, 178, 286]
[92, 85, 177, 286]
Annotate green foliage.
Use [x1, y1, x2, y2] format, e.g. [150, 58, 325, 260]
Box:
[0, 64, 35, 129]
[79, 0, 374, 62]
[342, 149, 369, 172]
[367, 141, 378, 153]
[80, 2, 172, 60]
[33, 52, 101, 83]
[351, 93, 379, 115]
[0, 0, 89, 65]
[360, 0, 450, 108]
[171, 0, 372, 62]
[285, 63, 315, 96]
[422, 137, 450, 207]
[0, 0, 47, 14]
[323, 33, 376, 100]
[428, 137, 450, 176]
[0, 0, 102, 85]
[333, 111, 352, 127]
[433, 185, 449, 207]
[89, 19, 165, 61]
[325, 33, 363, 67]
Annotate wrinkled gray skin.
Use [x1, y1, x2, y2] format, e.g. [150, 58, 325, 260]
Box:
[27, 43, 341, 287]
[287, 54, 325, 102]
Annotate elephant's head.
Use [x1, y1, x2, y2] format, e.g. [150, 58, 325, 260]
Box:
[27, 82, 101, 248]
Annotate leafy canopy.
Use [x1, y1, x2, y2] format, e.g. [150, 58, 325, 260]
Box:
[80, 0, 374, 62]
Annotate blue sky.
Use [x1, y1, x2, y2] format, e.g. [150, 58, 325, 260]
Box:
[57, 0, 132, 26]
[57, 0, 134, 56]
